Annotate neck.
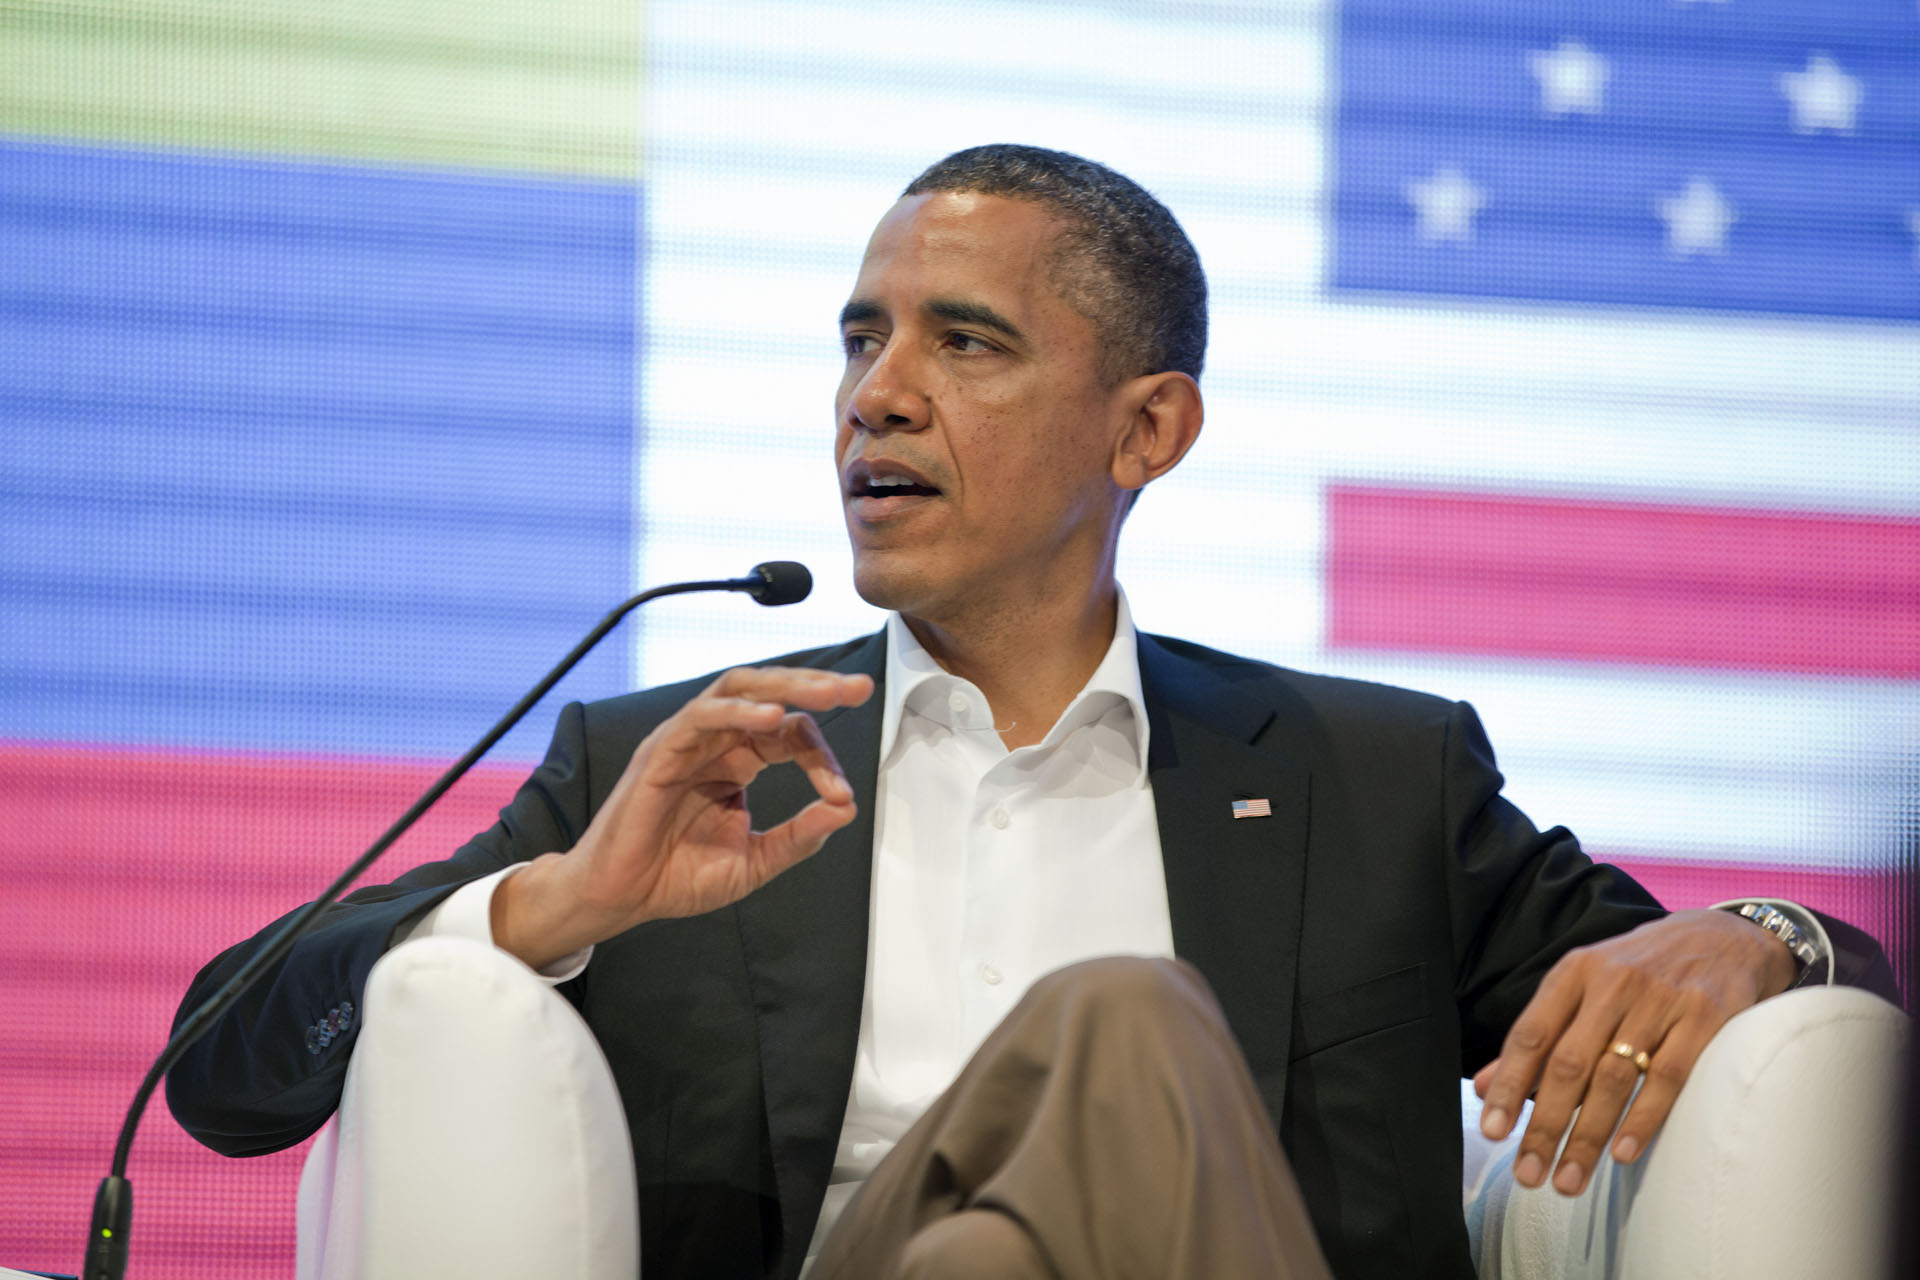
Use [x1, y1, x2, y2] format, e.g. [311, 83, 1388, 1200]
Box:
[904, 579, 1119, 750]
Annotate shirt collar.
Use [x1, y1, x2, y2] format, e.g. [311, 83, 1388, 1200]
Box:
[879, 587, 1150, 781]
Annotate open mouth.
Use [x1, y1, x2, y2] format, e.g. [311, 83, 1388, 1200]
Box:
[844, 458, 942, 509]
[850, 475, 941, 500]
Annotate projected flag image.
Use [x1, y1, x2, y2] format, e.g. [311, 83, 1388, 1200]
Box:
[2, 3, 638, 1275]
[2, 1, 1914, 1275]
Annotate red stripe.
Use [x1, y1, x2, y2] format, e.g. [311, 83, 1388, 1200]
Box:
[1603, 853, 1905, 923]
[0, 742, 524, 1280]
[1326, 487, 1920, 676]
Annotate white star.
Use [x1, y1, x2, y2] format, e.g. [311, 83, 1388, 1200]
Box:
[1655, 178, 1737, 256]
[1406, 167, 1485, 242]
[1779, 54, 1862, 134]
[1529, 39, 1610, 117]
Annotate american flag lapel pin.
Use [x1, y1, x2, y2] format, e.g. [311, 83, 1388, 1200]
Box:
[1231, 797, 1272, 820]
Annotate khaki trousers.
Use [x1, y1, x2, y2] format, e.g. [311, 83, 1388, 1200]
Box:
[811, 957, 1334, 1280]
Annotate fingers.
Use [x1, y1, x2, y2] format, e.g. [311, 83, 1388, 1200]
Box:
[1607, 1003, 1716, 1167]
[674, 669, 871, 743]
[675, 695, 792, 741]
[1533, 1006, 1671, 1194]
[1478, 962, 1581, 1143]
[1480, 951, 1667, 1195]
[640, 679, 864, 873]
[1490, 913, 1764, 1197]
[732, 715, 858, 866]
[1472, 1058, 1497, 1100]
[1502, 986, 1616, 1190]
[1499, 949, 1665, 1194]
[708, 666, 874, 712]
[775, 710, 855, 806]
[695, 711, 860, 888]
[747, 792, 860, 882]
[651, 669, 873, 781]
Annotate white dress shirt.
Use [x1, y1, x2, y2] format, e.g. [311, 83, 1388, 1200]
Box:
[806, 593, 1174, 1261]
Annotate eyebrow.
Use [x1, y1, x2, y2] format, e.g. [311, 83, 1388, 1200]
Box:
[927, 298, 1026, 344]
[838, 296, 1028, 346]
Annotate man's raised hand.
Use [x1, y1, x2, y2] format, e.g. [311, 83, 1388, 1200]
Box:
[492, 667, 874, 970]
[1472, 908, 1797, 1197]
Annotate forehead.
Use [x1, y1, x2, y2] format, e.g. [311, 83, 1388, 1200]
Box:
[849, 191, 1070, 315]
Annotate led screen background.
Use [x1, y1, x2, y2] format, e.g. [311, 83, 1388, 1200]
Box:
[2, 1, 1915, 1274]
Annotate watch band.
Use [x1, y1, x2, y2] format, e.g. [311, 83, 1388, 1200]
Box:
[1732, 902, 1818, 967]
[1713, 898, 1832, 987]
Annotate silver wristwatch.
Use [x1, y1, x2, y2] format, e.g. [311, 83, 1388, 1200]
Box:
[1716, 899, 1829, 986]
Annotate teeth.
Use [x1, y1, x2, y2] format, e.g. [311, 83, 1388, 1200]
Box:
[868, 475, 914, 488]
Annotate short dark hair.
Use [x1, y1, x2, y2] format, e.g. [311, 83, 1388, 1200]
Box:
[903, 144, 1207, 385]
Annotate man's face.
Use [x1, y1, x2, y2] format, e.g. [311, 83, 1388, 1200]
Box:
[835, 191, 1134, 624]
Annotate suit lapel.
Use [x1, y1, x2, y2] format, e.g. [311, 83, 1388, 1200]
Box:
[1141, 635, 1310, 1119]
[733, 632, 885, 1268]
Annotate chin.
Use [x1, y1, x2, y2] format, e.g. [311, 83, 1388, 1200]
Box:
[849, 561, 910, 613]
[850, 555, 938, 617]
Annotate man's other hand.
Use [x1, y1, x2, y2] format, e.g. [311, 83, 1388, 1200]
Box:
[492, 667, 874, 970]
[1472, 908, 1797, 1196]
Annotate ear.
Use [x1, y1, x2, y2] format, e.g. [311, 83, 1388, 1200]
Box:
[1110, 371, 1203, 495]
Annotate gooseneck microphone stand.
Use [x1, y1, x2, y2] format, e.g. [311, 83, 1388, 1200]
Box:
[83, 562, 812, 1280]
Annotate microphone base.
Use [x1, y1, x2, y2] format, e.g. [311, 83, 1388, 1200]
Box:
[82, 1175, 130, 1280]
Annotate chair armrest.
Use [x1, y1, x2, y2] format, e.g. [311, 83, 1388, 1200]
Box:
[1463, 985, 1908, 1280]
[296, 937, 638, 1279]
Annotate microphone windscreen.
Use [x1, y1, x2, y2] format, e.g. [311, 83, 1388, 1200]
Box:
[749, 561, 812, 606]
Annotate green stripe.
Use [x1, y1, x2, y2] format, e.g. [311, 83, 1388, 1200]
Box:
[0, 0, 638, 178]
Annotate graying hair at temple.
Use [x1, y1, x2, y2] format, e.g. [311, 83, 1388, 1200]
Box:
[904, 143, 1209, 386]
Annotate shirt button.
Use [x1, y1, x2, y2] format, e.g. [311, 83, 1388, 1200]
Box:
[947, 690, 969, 715]
[979, 963, 1003, 986]
[989, 807, 1010, 830]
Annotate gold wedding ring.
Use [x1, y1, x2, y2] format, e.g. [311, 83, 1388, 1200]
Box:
[1609, 1040, 1652, 1074]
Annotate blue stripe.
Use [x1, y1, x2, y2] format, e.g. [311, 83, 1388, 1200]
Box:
[0, 137, 640, 761]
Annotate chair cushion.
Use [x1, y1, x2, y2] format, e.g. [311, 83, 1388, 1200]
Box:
[297, 937, 639, 1279]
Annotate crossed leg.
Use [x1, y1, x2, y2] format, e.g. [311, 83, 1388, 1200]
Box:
[811, 956, 1333, 1280]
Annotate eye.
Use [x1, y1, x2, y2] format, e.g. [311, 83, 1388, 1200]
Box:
[945, 331, 997, 354]
[842, 331, 882, 357]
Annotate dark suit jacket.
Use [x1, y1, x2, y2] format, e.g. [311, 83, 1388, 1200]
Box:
[166, 631, 1894, 1279]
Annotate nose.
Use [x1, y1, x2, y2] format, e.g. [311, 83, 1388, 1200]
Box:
[844, 338, 930, 436]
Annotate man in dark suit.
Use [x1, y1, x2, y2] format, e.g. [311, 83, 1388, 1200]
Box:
[169, 145, 1889, 1278]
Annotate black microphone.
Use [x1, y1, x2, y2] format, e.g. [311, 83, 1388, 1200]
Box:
[83, 563, 811, 1280]
[743, 560, 811, 606]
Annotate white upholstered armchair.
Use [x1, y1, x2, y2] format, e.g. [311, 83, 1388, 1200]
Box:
[1461, 984, 1908, 1279]
[298, 937, 1907, 1279]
